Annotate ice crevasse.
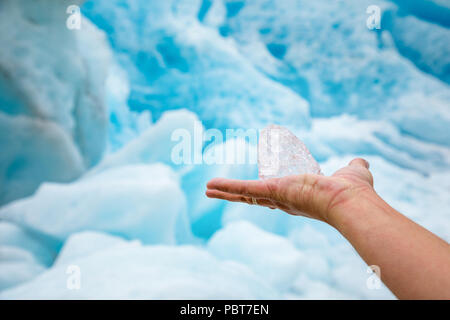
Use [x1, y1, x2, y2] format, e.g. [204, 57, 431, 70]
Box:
[0, 0, 449, 299]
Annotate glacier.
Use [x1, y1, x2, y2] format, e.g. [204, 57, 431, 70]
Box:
[0, 0, 449, 299]
[0, 0, 111, 205]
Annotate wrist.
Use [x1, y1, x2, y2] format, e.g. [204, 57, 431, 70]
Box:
[325, 188, 389, 233]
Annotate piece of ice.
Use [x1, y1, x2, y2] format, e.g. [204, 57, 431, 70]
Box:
[258, 124, 321, 179]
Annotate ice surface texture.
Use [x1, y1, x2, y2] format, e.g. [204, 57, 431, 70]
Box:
[219, 0, 450, 146]
[258, 125, 321, 179]
[82, 0, 310, 130]
[0, 163, 191, 245]
[0, 230, 278, 299]
[0, 0, 449, 300]
[0, 222, 54, 290]
[0, 0, 111, 205]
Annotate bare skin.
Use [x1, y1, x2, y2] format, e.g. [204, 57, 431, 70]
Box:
[206, 158, 450, 299]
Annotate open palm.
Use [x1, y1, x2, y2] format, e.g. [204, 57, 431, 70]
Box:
[206, 158, 374, 224]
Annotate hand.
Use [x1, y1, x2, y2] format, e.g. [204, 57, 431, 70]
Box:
[206, 158, 374, 225]
[207, 158, 450, 299]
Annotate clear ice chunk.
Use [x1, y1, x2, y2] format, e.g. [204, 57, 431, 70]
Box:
[258, 124, 322, 179]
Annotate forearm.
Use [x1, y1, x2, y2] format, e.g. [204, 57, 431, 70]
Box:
[328, 190, 450, 299]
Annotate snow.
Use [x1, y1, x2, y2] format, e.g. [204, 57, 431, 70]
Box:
[0, 0, 448, 299]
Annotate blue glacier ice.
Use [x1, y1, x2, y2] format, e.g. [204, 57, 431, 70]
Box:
[208, 221, 305, 291]
[1, 231, 278, 299]
[0, 0, 449, 298]
[81, 0, 311, 130]
[0, 222, 55, 290]
[0, 0, 112, 205]
[0, 163, 192, 245]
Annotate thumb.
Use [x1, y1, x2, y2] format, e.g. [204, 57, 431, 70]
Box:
[331, 158, 374, 187]
[348, 157, 370, 169]
[347, 158, 373, 187]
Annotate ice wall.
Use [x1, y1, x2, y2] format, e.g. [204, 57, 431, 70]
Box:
[383, 10, 450, 84]
[210, 0, 450, 147]
[391, 0, 450, 28]
[0, 0, 111, 205]
[82, 0, 310, 130]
